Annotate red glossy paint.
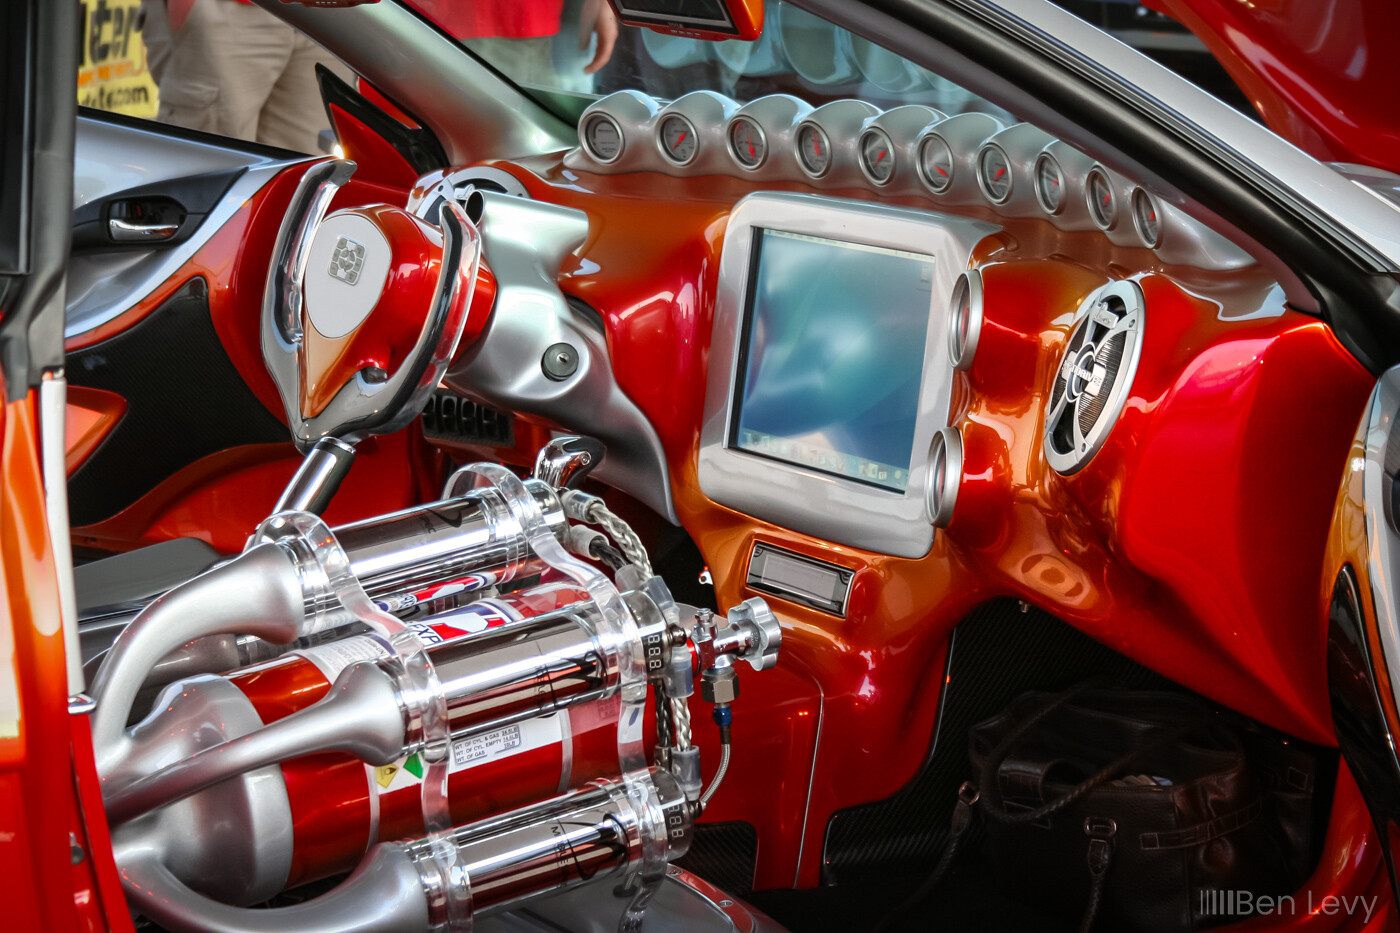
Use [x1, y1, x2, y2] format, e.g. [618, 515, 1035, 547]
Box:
[328, 102, 422, 190]
[299, 204, 449, 417]
[1148, 0, 1400, 174]
[71, 429, 442, 556]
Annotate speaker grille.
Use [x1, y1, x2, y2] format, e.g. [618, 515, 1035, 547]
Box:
[1043, 281, 1144, 475]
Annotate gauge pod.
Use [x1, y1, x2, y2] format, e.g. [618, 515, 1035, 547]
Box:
[796, 122, 833, 178]
[948, 270, 983, 371]
[581, 113, 624, 164]
[1034, 152, 1065, 215]
[925, 426, 963, 528]
[1131, 187, 1162, 248]
[728, 116, 767, 170]
[657, 113, 699, 166]
[917, 133, 955, 194]
[1085, 166, 1117, 230]
[859, 127, 896, 186]
[976, 144, 1012, 204]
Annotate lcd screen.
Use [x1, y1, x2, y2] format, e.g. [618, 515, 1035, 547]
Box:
[731, 229, 933, 492]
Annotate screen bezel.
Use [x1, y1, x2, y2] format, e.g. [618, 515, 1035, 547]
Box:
[728, 227, 934, 493]
[697, 192, 998, 558]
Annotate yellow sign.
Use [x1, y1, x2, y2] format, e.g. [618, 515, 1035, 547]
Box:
[77, 0, 159, 118]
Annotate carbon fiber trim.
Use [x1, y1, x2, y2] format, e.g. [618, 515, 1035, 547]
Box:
[67, 277, 289, 526]
[676, 821, 758, 897]
[821, 598, 1170, 884]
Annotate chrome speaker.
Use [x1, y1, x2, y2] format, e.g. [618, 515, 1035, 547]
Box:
[1044, 280, 1144, 475]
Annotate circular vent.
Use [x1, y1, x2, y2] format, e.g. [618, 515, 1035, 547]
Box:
[1043, 281, 1144, 475]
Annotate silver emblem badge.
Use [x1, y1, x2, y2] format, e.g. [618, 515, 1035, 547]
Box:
[327, 236, 366, 285]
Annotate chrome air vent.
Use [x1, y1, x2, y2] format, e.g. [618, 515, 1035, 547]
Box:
[1044, 281, 1144, 475]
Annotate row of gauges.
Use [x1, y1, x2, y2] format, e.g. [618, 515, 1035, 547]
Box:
[567, 91, 1254, 269]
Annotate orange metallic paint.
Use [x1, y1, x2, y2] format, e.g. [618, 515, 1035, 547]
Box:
[0, 395, 130, 932]
[64, 386, 126, 476]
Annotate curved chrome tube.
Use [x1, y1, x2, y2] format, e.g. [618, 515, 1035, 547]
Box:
[88, 543, 312, 773]
[103, 659, 408, 826]
[116, 843, 431, 933]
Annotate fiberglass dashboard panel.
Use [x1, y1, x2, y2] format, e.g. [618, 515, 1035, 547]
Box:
[698, 192, 997, 558]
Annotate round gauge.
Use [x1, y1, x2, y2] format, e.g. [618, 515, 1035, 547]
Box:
[1086, 168, 1117, 229]
[1131, 188, 1162, 248]
[860, 129, 895, 185]
[1034, 153, 1065, 214]
[728, 117, 766, 169]
[583, 114, 623, 163]
[918, 134, 954, 193]
[977, 145, 1012, 203]
[658, 114, 698, 165]
[796, 123, 832, 178]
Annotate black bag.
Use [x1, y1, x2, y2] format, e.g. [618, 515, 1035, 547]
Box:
[964, 687, 1317, 933]
[873, 685, 1319, 933]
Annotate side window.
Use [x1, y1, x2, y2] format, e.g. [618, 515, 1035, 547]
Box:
[77, 0, 347, 155]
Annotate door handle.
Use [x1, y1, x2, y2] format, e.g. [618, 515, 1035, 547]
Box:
[107, 218, 180, 242]
[105, 196, 188, 244]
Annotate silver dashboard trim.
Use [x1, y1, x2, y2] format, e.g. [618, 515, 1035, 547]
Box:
[444, 193, 677, 523]
[698, 192, 999, 558]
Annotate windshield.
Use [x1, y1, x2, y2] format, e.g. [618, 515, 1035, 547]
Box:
[400, 0, 1012, 123]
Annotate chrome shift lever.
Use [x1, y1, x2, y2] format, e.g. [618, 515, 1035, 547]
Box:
[533, 435, 606, 489]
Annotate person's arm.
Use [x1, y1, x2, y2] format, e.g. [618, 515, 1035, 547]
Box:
[579, 0, 619, 74]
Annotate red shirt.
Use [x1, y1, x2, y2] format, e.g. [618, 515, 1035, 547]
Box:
[403, 0, 566, 40]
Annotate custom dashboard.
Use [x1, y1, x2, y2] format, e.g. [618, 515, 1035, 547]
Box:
[373, 90, 1378, 886]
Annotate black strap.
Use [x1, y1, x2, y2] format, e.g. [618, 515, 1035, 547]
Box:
[869, 782, 980, 933]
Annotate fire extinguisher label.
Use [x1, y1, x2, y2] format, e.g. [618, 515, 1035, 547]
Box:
[296, 635, 390, 683]
[375, 714, 566, 794]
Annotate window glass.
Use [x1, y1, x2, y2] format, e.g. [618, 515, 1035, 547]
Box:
[401, 0, 1013, 124]
[78, 0, 345, 154]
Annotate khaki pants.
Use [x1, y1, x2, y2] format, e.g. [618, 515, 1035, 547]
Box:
[156, 0, 350, 153]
